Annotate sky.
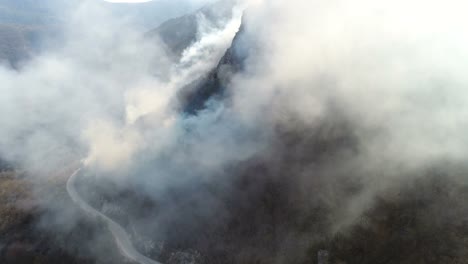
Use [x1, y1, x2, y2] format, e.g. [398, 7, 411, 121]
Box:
[104, 0, 154, 3]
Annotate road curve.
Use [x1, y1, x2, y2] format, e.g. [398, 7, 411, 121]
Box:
[67, 168, 162, 264]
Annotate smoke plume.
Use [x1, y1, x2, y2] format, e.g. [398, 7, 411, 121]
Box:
[3, 0, 468, 263]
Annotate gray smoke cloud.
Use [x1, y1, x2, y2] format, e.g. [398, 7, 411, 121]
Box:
[3, 0, 468, 262]
[229, 0, 468, 232]
[0, 0, 242, 174]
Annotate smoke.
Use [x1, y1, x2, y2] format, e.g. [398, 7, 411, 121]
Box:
[229, 0, 468, 231]
[238, 0, 468, 152]
[3, 0, 468, 262]
[0, 0, 242, 173]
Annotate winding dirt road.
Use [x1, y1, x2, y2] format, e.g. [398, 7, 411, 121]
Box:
[67, 168, 162, 264]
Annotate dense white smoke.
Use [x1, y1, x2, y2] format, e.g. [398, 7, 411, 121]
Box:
[237, 0, 468, 164]
[2, 0, 468, 253]
[0, 0, 243, 174]
[230, 0, 468, 229]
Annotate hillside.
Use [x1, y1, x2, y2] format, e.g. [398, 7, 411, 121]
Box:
[0, 0, 215, 67]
